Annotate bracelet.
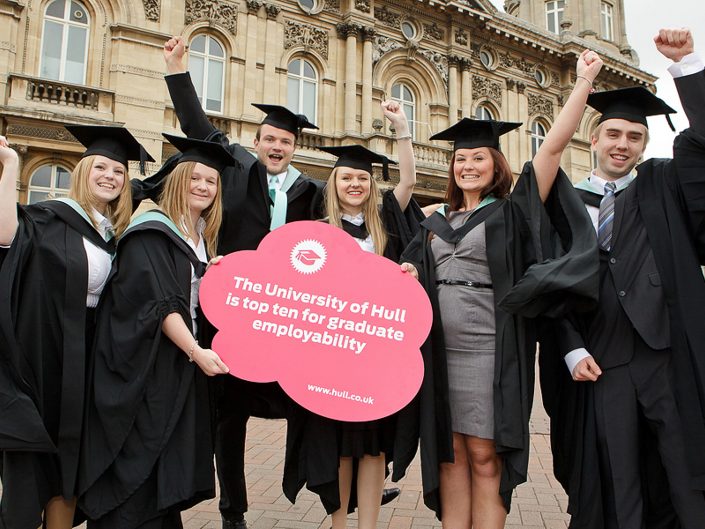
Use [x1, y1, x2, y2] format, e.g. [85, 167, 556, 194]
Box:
[396, 133, 412, 141]
[187, 340, 198, 362]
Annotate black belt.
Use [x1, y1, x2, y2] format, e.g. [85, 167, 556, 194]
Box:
[436, 279, 493, 289]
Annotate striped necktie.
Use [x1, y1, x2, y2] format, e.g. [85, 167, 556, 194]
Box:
[597, 181, 617, 251]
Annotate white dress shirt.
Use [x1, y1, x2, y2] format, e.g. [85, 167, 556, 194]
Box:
[184, 217, 208, 333]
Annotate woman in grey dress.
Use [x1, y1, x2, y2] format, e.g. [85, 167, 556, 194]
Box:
[400, 50, 603, 528]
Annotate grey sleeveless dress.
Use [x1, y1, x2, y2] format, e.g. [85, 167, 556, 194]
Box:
[431, 212, 496, 439]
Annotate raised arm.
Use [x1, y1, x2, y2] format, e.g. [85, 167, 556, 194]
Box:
[533, 50, 603, 202]
[382, 100, 416, 211]
[163, 36, 223, 143]
[0, 136, 19, 246]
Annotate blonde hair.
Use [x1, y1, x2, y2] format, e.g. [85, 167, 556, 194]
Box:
[68, 155, 132, 237]
[324, 166, 388, 256]
[158, 161, 222, 257]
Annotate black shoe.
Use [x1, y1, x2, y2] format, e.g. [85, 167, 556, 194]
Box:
[380, 487, 401, 506]
[222, 516, 248, 529]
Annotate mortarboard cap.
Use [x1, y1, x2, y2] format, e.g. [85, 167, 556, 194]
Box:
[316, 144, 397, 181]
[65, 124, 155, 175]
[587, 86, 677, 130]
[429, 118, 522, 151]
[252, 104, 318, 136]
[162, 133, 237, 174]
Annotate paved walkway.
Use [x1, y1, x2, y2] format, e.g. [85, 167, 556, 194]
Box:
[182, 384, 572, 529]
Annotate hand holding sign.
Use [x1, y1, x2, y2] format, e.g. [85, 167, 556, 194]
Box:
[199, 221, 431, 422]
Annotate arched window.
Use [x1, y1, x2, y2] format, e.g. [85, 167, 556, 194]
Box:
[391, 82, 416, 140]
[475, 104, 494, 121]
[545, 0, 565, 34]
[28, 164, 71, 204]
[531, 120, 547, 157]
[287, 58, 318, 124]
[188, 35, 225, 113]
[40, 0, 89, 84]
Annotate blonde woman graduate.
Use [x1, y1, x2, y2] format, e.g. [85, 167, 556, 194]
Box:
[77, 135, 235, 529]
[283, 100, 424, 529]
[396, 50, 603, 528]
[0, 127, 153, 529]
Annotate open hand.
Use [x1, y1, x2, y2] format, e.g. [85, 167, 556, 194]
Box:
[654, 28, 694, 62]
[192, 345, 230, 376]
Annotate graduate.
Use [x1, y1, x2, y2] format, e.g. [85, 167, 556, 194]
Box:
[0, 127, 152, 529]
[77, 135, 234, 529]
[397, 50, 602, 528]
[282, 100, 423, 529]
[540, 28, 705, 529]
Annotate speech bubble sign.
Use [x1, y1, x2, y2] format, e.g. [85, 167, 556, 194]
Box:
[199, 221, 431, 422]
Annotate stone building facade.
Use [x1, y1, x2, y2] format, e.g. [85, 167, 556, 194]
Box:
[0, 0, 655, 205]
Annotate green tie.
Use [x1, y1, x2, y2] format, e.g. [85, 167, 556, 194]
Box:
[268, 175, 279, 203]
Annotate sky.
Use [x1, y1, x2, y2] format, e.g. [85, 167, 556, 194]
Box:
[487, 0, 705, 158]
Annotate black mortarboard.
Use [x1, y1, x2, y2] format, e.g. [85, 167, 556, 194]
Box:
[252, 104, 318, 136]
[429, 118, 522, 151]
[65, 124, 155, 175]
[316, 144, 397, 181]
[162, 133, 236, 174]
[587, 86, 677, 131]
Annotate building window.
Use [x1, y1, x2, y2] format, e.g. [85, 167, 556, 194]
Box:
[28, 164, 71, 204]
[188, 35, 225, 113]
[401, 21, 418, 41]
[601, 2, 614, 41]
[40, 0, 89, 84]
[297, 0, 317, 13]
[287, 58, 318, 124]
[391, 82, 417, 140]
[479, 49, 493, 69]
[545, 0, 565, 35]
[475, 104, 494, 121]
[530, 121, 547, 157]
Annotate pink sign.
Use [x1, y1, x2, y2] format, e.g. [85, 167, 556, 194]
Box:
[199, 221, 431, 422]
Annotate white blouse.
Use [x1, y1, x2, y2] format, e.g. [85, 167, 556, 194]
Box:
[342, 212, 375, 254]
[84, 209, 114, 308]
[184, 217, 208, 333]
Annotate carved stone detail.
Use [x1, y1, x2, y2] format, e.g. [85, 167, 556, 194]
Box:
[336, 22, 363, 39]
[362, 27, 376, 42]
[285, 20, 329, 59]
[528, 92, 553, 118]
[246, 0, 262, 14]
[265, 4, 280, 18]
[374, 6, 401, 28]
[472, 75, 502, 105]
[420, 50, 448, 85]
[551, 71, 560, 86]
[185, 0, 238, 35]
[516, 81, 526, 94]
[7, 124, 76, 142]
[423, 22, 444, 41]
[142, 0, 160, 21]
[506, 78, 516, 91]
[455, 28, 468, 46]
[354, 0, 370, 13]
[499, 52, 513, 68]
[516, 56, 535, 75]
[323, 0, 340, 13]
[372, 35, 402, 64]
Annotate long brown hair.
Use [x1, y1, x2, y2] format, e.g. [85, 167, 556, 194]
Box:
[324, 167, 388, 255]
[68, 155, 133, 237]
[444, 147, 513, 211]
[158, 161, 222, 257]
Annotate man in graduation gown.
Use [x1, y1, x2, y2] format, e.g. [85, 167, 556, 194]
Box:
[158, 37, 399, 529]
[541, 28, 705, 529]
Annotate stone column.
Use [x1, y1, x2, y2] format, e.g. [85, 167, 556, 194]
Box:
[262, 4, 281, 103]
[448, 55, 460, 124]
[337, 23, 361, 134]
[243, 0, 263, 116]
[460, 59, 472, 119]
[361, 28, 375, 135]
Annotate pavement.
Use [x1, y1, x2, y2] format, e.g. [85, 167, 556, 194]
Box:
[181, 381, 572, 529]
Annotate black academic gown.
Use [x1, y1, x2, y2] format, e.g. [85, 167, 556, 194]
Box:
[282, 190, 425, 514]
[540, 69, 705, 529]
[77, 213, 214, 528]
[394, 165, 598, 518]
[0, 201, 114, 529]
[164, 71, 324, 420]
